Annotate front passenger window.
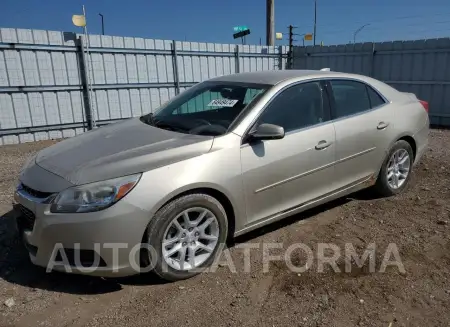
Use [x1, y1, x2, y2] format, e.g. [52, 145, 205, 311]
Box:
[257, 82, 326, 133]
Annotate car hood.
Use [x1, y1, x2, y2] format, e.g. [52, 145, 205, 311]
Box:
[34, 118, 213, 187]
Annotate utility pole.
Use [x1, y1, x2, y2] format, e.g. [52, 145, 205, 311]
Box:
[99, 13, 104, 35]
[287, 25, 299, 69]
[313, 0, 317, 46]
[266, 0, 275, 46]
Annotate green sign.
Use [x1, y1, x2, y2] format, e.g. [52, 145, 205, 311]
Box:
[233, 26, 248, 32]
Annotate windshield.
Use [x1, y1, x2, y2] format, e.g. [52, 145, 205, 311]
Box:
[140, 81, 270, 136]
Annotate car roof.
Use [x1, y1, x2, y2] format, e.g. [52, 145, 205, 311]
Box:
[209, 70, 346, 85]
[209, 69, 401, 101]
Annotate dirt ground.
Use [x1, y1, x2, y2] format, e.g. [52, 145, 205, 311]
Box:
[0, 130, 449, 327]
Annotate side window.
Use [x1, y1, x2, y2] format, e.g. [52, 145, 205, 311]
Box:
[330, 80, 371, 118]
[367, 86, 386, 108]
[257, 82, 326, 133]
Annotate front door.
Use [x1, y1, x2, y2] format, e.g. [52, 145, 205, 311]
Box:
[240, 81, 337, 225]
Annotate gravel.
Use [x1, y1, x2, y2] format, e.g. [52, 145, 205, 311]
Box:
[0, 130, 449, 327]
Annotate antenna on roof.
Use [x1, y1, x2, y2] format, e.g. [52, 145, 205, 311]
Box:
[320, 68, 331, 71]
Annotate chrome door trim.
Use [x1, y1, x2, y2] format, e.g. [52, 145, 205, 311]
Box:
[235, 174, 373, 237]
[254, 147, 375, 194]
[254, 160, 335, 194]
[334, 147, 376, 165]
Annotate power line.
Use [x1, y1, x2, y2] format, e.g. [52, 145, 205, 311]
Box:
[318, 20, 450, 38]
[314, 11, 450, 31]
[322, 27, 450, 44]
[377, 26, 450, 38]
[319, 19, 450, 36]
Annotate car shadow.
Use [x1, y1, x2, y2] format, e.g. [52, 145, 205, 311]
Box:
[0, 188, 374, 294]
[229, 188, 377, 247]
[229, 196, 349, 247]
[0, 209, 168, 295]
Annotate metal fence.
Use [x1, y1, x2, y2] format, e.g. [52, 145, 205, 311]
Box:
[293, 38, 450, 127]
[0, 28, 288, 145]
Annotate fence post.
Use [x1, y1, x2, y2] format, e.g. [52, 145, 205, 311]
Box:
[278, 46, 284, 70]
[370, 42, 376, 77]
[235, 45, 240, 73]
[76, 35, 94, 131]
[172, 40, 180, 95]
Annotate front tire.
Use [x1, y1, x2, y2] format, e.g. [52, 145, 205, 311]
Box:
[142, 193, 228, 281]
[373, 140, 414, 196]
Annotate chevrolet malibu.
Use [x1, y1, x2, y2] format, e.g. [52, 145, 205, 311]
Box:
[14, 70, 429, 281]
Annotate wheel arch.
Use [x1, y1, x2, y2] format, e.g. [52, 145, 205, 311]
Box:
[375, 133, 417, 181]
[385, 132, 417, 160]
[397, 135, 417, 160]
[149, 183, 238, 239]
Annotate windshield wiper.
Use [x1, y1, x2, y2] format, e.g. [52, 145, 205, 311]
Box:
[140, 113, 158, 126]
[147, 113, 157, 126]
[142, 114, 189, 133]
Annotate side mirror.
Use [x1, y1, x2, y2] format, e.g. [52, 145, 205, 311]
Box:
[249, 123, 285, 141]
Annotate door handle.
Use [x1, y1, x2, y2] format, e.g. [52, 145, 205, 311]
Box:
[315, 140, 332, 150]
[377, 122, 390, 130]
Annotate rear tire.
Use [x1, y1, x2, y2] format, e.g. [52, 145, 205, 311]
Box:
[373, 140, 414, 197]
[142, 193, 228, 281]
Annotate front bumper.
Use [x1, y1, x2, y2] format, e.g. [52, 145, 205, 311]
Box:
[13, 186, 151, 277]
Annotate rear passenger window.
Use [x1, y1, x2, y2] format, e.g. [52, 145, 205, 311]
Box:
[330, 80, 370, 118]
[367, 86, 386, 108]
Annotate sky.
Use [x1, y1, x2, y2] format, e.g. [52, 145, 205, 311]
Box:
[2, 0, 450, 46]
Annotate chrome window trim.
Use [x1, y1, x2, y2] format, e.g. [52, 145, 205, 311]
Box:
[326, 77, 390, 104]
[329, 102, 390, 124]
[239, 119, 334, 149]
[326, 78, 391, 123]
[238, 78, 331, 144]
[232, 75, 392, 138]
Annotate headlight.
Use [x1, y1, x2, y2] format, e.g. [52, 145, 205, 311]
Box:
[50, 174, 141, 213]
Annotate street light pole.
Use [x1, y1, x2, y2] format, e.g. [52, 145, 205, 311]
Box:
[99, 13, 104, 35]
[266, 0, 275, 46]
[353, 23, 370, 43]
[313, 0, 317, 46]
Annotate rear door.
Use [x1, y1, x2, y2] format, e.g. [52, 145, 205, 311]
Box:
[326, 79, 395, 190]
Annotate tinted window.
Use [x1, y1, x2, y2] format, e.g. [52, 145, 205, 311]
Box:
[367, 86, 386, 108]
[330, 80, 370, 118]
[257, 82, 326, 133]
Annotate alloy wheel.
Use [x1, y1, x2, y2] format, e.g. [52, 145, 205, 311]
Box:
[162, 207, 220, 271]
[386, 148, 411, 189]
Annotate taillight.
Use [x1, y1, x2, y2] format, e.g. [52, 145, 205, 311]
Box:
[419, 100, 429, 113]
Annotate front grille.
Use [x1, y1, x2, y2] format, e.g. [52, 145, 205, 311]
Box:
[21, 183, 53, 199]
[15, 204, 36, 231]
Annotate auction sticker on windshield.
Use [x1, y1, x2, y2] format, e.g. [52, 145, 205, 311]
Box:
[207, 99, 239, 107]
